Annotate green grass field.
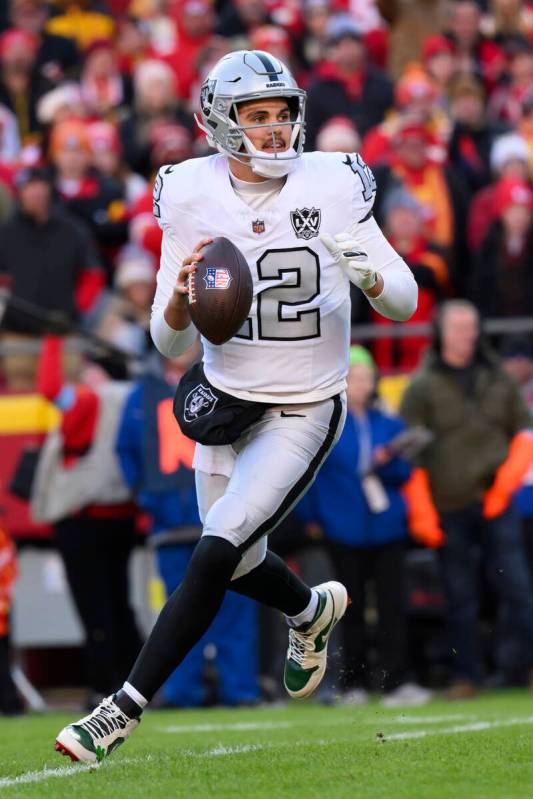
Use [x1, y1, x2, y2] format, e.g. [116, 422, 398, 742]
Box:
[1, 691, 532, 799]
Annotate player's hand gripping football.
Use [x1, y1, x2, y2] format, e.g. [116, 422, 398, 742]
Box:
[320, 232, 381, 294]
[164, 237, 212, 330]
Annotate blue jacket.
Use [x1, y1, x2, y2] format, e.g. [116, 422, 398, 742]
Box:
[298, 408, 411, 547]
[115, 377, 200, 534]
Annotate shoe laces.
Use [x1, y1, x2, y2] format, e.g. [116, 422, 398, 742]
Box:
[287, 628, 315, 667]
[79, 698, 130, 740]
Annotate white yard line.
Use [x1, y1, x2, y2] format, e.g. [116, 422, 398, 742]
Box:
[384, 716, 533, 741]
[0, 758, 137, 789]
[201, 744, 267, 757]
[390, 714, 474, 725]
[160, 720, 293, 734]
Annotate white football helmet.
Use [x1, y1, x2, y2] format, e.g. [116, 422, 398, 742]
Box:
[195, 50, 306, 178]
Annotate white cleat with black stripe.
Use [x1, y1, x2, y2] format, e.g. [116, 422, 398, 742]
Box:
[55, 695, 140, 763]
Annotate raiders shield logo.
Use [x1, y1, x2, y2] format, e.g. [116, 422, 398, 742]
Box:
[290, 207, 321, 240]
[200, 79, 217, 117]
[183, 384, 218, 423]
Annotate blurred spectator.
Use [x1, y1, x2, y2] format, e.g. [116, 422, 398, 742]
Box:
[217, 0, 270, 46]
[36, 82, 85, 129]
[302, 345, 431, 706]
[0, 526, 21, 716]
[373, 188, 449, 371]
[372, 118, 470, 290]
[114, 15, 152, 76]
[79, 39, 132, 119]
[30, 335, 143, 707]
[315, 115, 360, 152]
[49, 118, 129, 275]
[119, 59, 192, 177]
[467, 132, 531, 251]
[0, 28, 52, 141]
[445, 0, 506, 92]
[300, 0, 331, 68]
[87, 120, 147, 204]
[400, 300, 533, 697]
[470, 177, 533, 318]
[95, 244, 156, 365]
[488, 36, 533, 126]
[0, 102, 21, 162]
[250, 25, 304, 84]
[518, 90, 533, 169]
[481, 0, 533, 50]
[362, 65, 449, 167]
[384, 0, 449, 79]
[0, 166, 103, 336]
[10, 0, 80, 85]
[421, 33, 458, 107]
[305, 14, 394, 149]
[447, 72, 505, 193]
[502, 337, 533, 575]
[115, 349, 259, 706]
[170, 0, 217, 101]
[45, 0, 114, 51]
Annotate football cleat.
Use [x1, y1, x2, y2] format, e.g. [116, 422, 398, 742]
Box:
[55, 695, 140, 763]
[284, 581, 348, 699]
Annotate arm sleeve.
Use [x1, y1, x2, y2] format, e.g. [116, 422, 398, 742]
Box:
[150, 167, 198, 358]
[348, 214, 418, 322]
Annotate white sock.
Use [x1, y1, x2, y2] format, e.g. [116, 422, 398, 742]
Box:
[122, 681, 148, 709]
[285, 589, 319, 628]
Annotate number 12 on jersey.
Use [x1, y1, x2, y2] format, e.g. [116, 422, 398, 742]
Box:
[236, 247, 321, 342]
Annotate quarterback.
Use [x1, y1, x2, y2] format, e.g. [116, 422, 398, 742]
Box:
[56, 50, 417, 762]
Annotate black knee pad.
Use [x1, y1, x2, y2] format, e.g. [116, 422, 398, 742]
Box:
[185, 536, 241, 587]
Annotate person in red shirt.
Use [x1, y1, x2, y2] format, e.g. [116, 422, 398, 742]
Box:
[35, 336, 143, 708]
[373, 188, 450, 371]
[305, 14, 394, 149]
[0, 526, 21, 716]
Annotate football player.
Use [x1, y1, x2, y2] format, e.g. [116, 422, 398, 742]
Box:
[56, 50, 417, 762]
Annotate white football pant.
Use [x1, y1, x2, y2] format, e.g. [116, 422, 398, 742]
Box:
[194, 393, 346, 579]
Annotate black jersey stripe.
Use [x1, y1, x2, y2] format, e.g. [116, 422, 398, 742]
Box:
[254, 51, 280, 81]
[236, 394, 344, 555]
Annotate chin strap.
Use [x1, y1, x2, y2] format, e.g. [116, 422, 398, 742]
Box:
[250, 149, 299, 178]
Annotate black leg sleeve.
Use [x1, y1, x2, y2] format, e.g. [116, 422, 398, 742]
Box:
[230, 550, 311, 616]
[125, 536, 241, 702]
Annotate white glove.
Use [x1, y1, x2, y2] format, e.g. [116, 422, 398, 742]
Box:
[320, 232, 378, 291]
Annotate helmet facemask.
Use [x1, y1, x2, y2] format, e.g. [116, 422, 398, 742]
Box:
[194, 51, 307, 178]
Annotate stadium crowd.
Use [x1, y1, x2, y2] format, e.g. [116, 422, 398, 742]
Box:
[1, 0, 533, 714]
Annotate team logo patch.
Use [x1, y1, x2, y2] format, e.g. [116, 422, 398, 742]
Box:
[203, 267, 232, 290]
[290, 207, 321, 240]
[200, 79, 217, 116]
[183, 384, 218, 423]
[252, 219, 265, 234]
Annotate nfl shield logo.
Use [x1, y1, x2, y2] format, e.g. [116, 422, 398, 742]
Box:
[204, 267, 232, 290]
[252, 219, 265, 234]
[290, 207, 321, 240]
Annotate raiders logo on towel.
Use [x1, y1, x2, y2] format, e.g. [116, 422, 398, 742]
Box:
[183, 384, 218, 423]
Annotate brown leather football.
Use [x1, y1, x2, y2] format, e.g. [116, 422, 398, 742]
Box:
[187, 237, 253, 345]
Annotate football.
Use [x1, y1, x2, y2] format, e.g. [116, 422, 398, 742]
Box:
[187, 237, 253, 345]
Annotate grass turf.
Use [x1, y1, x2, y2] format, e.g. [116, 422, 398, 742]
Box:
[0, 690, 532, 799]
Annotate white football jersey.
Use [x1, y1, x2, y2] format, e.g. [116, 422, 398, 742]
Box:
[153, 151, 379, 404]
